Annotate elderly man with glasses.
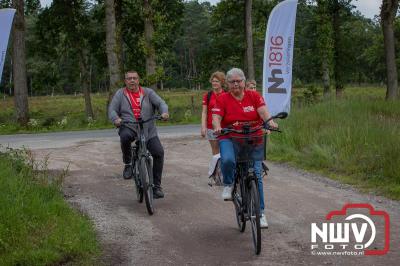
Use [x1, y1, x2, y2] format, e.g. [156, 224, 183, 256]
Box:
[108, 70, 169, 199]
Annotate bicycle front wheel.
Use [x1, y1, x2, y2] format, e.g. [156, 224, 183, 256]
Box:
[233, 178, 246, 232]
[140, 157, 154, 215]
[133, 160, 143, 203]
[248, 179, 261, 255]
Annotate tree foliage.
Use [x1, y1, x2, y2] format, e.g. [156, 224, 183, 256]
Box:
[0, 0, 398, 97]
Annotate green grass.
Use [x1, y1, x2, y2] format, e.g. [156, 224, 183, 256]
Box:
[267, 87, 400, 199]
[0, 148, 100, 265]
[0, 90, 204, 134]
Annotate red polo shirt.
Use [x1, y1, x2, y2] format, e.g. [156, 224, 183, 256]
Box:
[124, 87, 143, 119]
[202, 90, 225, 129]
[212, 90, 265, 139]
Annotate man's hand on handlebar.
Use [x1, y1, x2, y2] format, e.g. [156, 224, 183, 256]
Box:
[161, 113, 169, 121]
[114, 117, 122, 127]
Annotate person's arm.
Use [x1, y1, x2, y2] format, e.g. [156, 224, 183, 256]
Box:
[148, 89, 169, 119]
[108, 90, 122, 127]
[201, 105, 207, 137]
[212, 96, 224, 134]
[212, 114, 222, 134]
[257, 105, 277, 128]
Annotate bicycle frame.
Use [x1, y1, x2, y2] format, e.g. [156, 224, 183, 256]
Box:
[134, 118, 152, 162]
[121, 116, 161, 215]
[233, 145, 260, 211]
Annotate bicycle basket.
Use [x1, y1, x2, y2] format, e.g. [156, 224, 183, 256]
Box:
[230, 135, 264, 163]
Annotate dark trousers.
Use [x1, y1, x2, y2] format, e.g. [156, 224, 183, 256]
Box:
[119, 127, 164, 188]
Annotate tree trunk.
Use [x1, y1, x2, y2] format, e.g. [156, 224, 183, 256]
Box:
[322, 59, 330, 96]
[12, 0, 29, 126]
[332, 0, 344, 98]
[143, 0, 156, 89]
[245, 0, 255, 80]
[316, 0, 332, 98]
[105, 0, 122, 91]
[79, 49, 94, 119]
[381, 0, 399, 100]
[114, 0, 124, 73]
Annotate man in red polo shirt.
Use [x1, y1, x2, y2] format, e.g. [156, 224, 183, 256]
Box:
[109, 71, 169, 198]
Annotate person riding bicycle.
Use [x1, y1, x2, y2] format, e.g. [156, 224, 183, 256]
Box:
[108, 70, 169, 199]
[212, 68, 277, 228]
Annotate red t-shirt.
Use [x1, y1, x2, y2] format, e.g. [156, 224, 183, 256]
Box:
[212, 90, 265, 139]
[202, 90, 225, 129]
[124, 87, 143, 119]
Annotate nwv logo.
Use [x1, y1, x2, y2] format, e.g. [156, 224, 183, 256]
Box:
[310, 204, 390, 256]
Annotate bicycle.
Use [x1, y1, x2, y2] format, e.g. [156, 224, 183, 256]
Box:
[120, 115, 162, 215]
[220, 112, 287, 255]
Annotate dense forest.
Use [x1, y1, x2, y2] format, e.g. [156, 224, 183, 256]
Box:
[0, 0, 399, 124]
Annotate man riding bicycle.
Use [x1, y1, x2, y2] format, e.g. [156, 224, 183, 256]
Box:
[108, 70, 169, 199]
[212, 68, 277, 228]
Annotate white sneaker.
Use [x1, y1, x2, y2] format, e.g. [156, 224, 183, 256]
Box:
[260, 214, 268, 228]
[222, 186, 233, 200]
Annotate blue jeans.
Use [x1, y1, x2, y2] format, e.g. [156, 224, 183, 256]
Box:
[219, 139, 265, 212]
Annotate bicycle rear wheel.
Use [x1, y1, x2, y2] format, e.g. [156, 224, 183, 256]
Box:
[133, 160, 143, 203]
[248, 179, 261, 255]
[140, 157, 154, 215]
[233, 178, 246, 232]
[214, 159, 223, 186]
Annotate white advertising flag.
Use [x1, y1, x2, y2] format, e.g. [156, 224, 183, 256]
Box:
[262, 0, 298, 115]
[0, 8, 16, 83]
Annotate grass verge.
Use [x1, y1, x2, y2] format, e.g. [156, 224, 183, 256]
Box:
[0, 148, 100, 265]
[267, 93, 400, 199]
[0, 91, 203, 134]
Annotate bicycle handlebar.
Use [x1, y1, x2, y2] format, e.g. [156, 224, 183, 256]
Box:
[120, 115, 163, 127]
[219, 111, 288, 135]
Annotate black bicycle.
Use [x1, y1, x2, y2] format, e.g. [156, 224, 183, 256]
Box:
[221, 112, 287, 255]
[121, 115, 162, 215]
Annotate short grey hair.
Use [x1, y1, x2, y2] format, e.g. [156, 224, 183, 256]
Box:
[226, 68, 246, 82]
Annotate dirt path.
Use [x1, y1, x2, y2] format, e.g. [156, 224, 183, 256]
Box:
[32, 135, 400, 265]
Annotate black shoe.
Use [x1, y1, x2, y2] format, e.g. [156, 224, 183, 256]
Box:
[123, 164, 133, 179]
[153, 187, 164, 199]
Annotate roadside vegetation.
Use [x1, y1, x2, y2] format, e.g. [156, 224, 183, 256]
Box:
[268, 87, 400, 199]
[0, 90, 203, 134]
[0, 148, 100, 265]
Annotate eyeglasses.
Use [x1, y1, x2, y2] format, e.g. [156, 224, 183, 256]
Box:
[211, 79, 221, 83]
[125, 76, 139, 81]
[228, 79, 243, 84]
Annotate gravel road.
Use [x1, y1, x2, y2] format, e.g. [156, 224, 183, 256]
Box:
[3, 127, 399, 265]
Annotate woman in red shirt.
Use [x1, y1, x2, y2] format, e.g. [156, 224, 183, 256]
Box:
[201, 71, 226, 155]
[212, 68, 277, 228]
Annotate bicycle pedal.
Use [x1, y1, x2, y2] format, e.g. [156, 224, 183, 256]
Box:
[224, 198, 233, 201]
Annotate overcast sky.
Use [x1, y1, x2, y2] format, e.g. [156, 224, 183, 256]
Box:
[40, 0, 381, 19]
